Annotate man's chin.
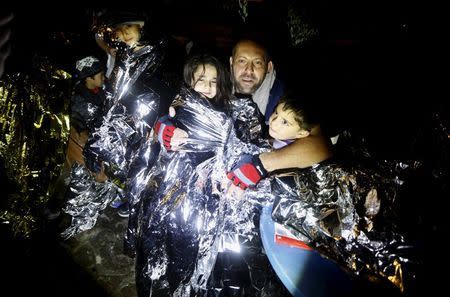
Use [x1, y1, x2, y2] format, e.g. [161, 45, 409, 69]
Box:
[236, 86, 255, 95]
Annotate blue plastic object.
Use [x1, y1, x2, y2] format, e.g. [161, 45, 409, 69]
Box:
[260, 205, 354, 297]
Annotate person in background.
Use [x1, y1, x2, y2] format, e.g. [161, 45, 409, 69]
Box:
[46, 56, 107, 220]
[87, 10, 176, 218]
[67, 56, 106, 170]
[61, 10, 176, 239]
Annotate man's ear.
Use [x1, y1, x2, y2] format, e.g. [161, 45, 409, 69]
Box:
[229, 56, 233, 68]
[267, 61, 274, 74]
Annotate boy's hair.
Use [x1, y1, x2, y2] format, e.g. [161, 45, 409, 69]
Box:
[183, 54, 232, 109]
[278, 92, 321, 132]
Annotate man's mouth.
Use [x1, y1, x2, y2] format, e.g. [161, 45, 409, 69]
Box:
[240, 78, 254, 84]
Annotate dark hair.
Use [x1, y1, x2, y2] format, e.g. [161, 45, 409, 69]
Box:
[183, 54, 232, 109]
[278, 92, 321, 132]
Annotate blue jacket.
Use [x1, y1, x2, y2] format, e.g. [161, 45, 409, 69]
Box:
[264, 78, 284, 122]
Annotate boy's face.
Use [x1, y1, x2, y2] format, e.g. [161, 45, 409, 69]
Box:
[230, 41, 273, 94]
[192, 63, 217, 99]
[268, 103, 307, 140]
[114, 24, 142, 47]
[86, 71, 105, 89]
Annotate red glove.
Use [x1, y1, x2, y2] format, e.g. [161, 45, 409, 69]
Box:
[154, 115, 176, 150]
[227, 154, 268, 190]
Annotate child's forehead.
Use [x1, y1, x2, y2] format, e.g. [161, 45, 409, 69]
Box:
[194, 63, 216, 73]
[277, 102, 293, 113]
[114, 22, 142, 30]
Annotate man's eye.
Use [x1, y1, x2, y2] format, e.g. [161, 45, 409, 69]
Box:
[254, 60, 264, 67]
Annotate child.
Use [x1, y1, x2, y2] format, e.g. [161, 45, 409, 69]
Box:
[94, 10, 146, 78]
[87, 10, 176, 218]
[155, 53, 231, 150]
[67, 56, 106, 169]
[136, 53, 236, 296]
[47, 56, 106, 222]
[227, 92, 333, 189]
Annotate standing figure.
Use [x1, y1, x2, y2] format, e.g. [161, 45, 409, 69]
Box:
[62, 10, 176, 239]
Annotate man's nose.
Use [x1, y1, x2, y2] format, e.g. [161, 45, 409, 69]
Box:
[244, 63, 254, 73]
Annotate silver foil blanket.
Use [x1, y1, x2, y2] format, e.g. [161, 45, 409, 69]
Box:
[0, 64, 72, 238]
[135, 88, 272, 296]
[61, 163, 123, 239]
[271, 161, 420, 293]
[62, 40, 170, 238]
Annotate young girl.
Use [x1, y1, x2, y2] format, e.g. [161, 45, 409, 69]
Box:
[146, 55, 280, 296]
[184, 54, 231, 108]
[135, 54, 236, 296]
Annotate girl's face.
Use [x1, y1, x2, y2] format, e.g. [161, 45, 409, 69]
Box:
[268, 103, 306, 140]
[114, 24, 142, 47]
[192, 64, 217, 99]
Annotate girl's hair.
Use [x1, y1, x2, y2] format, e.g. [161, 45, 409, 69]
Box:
[278, 92, 321, 132]
[183, 54, 232, 109]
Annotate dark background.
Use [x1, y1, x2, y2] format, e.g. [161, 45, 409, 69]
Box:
[4, 0, 439, 159]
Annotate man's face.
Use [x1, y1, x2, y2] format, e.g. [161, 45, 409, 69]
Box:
[230, 41, 273, 94]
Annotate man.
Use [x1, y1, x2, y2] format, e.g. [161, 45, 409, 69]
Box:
[230, 39, 284, 122]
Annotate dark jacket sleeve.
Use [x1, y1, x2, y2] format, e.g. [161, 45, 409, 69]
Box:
[70, 93, 88, 133]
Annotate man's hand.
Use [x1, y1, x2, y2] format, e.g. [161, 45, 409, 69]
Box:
[154, 115, 176, 150]
[226, 154, 268, 190]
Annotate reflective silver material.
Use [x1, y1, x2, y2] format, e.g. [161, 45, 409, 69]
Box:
[62, 39, 171, 239]
[271, 161, 420, 293]
[135, 88, 274, 296]
[61, 163, 122, 239]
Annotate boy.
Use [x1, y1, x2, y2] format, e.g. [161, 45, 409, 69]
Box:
[67, 56, 106, 169]
[46, 56, 106, 221]
[227, 93, 333, 189]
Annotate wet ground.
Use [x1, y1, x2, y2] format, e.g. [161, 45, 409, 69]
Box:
[4, 207, 136, 297]
[3, 201, 446, 297]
